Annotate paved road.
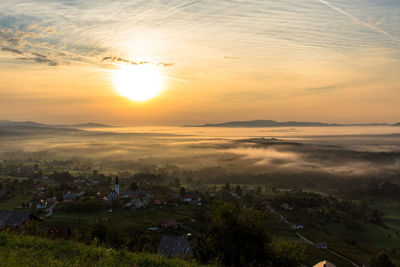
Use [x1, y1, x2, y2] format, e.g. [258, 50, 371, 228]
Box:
[46, 201, 58, 217]
[273, 209, 360, 267]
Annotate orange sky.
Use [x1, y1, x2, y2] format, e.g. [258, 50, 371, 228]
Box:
[0, 0, 399, 125]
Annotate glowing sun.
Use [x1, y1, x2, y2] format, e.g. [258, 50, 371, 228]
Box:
[113, 64, 165, 102]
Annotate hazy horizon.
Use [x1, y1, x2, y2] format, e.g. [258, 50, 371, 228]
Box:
[1, 0, 400, 125]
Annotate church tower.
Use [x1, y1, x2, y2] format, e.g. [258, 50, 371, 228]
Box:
[114, 176, 120, 196]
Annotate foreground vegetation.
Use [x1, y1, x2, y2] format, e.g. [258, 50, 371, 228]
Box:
[0, 232, 204, 267]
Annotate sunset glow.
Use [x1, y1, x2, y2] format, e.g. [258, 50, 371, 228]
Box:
[112, 65, 165, 102]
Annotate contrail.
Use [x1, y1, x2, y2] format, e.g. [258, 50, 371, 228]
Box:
[317, 0, 400, 42]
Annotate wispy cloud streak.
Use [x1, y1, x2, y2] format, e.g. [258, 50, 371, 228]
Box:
[317, 0, 400, 42]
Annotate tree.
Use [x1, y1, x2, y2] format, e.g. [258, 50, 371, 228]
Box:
[235, 185, 242, 197]
[256, 186, 262, 195]
[271, 239, 305, 267]
[194, 202, 272, 266]
[174, 178, 180, 188]
[180, 186, 186, 197]
[130, 182, 138, 191]
[370, 209, 383, 225]
[224, 183, 231, 191]
[370, 252, 396, 267]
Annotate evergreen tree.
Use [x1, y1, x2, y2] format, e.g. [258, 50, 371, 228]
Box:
[235, 185, 242, 197]
[180, 186, 186, 197]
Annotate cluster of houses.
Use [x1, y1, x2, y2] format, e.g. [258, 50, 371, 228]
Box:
[95, 177, 203, 210]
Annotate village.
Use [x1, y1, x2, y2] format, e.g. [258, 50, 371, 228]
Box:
[1, 161, 399, 266]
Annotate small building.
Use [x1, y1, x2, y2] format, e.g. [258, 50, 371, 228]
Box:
[63, 192, 76, 202]
[134, 190, 153, 198]
[294, 224, 304, 230]
[72, 190, 85, 197]
[313, 260, 336, 267]
[122, 190, 135, 198]
[0, 211, 41, 230]
[161, 219, 178, 228]
[315, 242, 328, 249]
[158, 235, 192, 257]
[280, 203, 293, 210]
[130, 198, 144, 209]
[36, 199, 48, 210]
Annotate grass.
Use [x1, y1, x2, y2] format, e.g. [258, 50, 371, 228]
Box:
[0, 195, 31, 211]
[0, 232, 206, 267]
[46, 204, 205, 231]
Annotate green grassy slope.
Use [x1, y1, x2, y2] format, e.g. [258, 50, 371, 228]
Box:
[0, 232, 205, 267]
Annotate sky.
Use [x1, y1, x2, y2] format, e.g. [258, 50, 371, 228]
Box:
[0, 0, 399, 125]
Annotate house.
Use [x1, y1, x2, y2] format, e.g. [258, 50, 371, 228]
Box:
[161, 219, 178, 228]
[122, 190, 135, 198]
[183, 194, 201, 204]
[72, 190, 85, 197]
[183, 195, 192, 202]
[36, 199, 48, 210]
[315, 242, 328, 249]
[63, 192, 76, 202]
[280, 203, 293, 210]
[231, 192, 241, 199]
[267, 205, 275, 213]
[313, 260, 336, 267]
[158, 235, 192, 257]
[134, 190, 153, 198]
[294, 224, 304, 230]
[130, 198, 144, 209]
[73, 179, 84, 184]
[0, 211, 41, 230]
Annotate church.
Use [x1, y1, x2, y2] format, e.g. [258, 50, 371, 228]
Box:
[108, 176, 120, 200]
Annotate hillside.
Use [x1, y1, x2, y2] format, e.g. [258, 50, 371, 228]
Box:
[0, 120, 112, 128]
[184, 120, 388, 127]
[0, 233, 204, 267]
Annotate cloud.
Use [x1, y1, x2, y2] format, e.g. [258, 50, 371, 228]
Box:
[224, 56, 238, 60]
[102, 56, 174, 67]
[17, 56, 58, 66]
[0, 27, 61, 65]
[1, 47, 23, 54]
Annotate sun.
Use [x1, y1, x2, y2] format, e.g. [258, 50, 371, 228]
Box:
[112, 64, 165, 102]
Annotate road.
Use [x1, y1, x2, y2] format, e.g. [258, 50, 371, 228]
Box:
[46, 201, 58, 217]
[273, 209, 360, 267]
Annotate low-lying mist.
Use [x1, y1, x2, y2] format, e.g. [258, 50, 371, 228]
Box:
[1, 124, 400, 180]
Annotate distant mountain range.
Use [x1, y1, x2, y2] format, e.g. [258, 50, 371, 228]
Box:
[0, 120, 112, 128]
[184, 120, 397, 127]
